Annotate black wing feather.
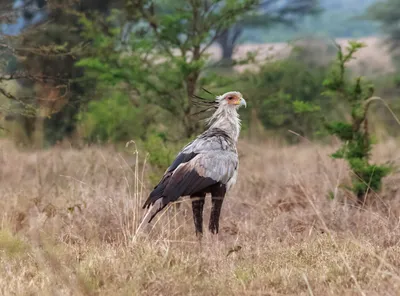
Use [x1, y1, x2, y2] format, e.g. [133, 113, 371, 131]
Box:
[142, 151, 198, 209]
[168, 151, 197, 172]
[146, 169, 216, 223]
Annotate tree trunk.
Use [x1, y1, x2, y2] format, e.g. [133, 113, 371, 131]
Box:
[217, 29, 233, 62]
[216, 26, 243, 63]
[220, 33, 234, 61]
[43, 101, 80, 145]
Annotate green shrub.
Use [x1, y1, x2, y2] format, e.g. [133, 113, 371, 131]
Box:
[141, 132, 185, 184]
[236, 49, 331, 141]
[143, 132, 176, 170]
[323, 41, 391, 202]
[78, 92, 147, 143]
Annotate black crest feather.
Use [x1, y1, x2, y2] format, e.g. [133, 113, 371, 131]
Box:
[191, 88, 218, 116]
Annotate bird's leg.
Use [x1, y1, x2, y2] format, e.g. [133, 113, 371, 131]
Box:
[209, 185, 226, 234]
[190, 192, 206, 236]
[209, 198, 223, 234]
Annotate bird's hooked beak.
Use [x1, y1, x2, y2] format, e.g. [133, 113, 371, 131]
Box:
[239, 98, 247, 108]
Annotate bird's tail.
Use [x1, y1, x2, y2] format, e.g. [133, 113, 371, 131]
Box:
[142, 179, 167, 209]
[145, 198, 167, 224]
[141, 175, 177, 225]
[136, 198, 166, 235]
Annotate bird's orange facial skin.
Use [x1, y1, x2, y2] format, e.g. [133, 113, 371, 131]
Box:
[225, 94, 241, 105]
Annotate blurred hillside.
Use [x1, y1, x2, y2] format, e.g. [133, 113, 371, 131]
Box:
[1, 0, 382, 46]
[210, 36, 394, 76]
[243, 0, 379, 42]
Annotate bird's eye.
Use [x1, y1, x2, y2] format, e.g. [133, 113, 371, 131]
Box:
[227, 96, 233, 100]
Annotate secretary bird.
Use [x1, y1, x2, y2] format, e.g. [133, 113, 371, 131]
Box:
[142, 91, 246, 235]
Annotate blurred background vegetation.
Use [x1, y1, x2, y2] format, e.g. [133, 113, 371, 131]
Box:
[0, 0, 399, 171]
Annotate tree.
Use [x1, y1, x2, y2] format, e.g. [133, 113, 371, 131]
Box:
[0, 0, 118, 146]
[216, 0, 320, 61]
[323, 41, 391, 203]
[227, 39, 334, 141]
[79, 0, 260, 139]
[0, 0, 58, 144]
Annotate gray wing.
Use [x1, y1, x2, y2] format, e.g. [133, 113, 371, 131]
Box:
[166, 128, 235, 173]
[142, 151, 238, 223]
[163, 151, 238, 197]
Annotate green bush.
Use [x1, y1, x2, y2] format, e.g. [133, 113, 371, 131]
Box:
[141, 132, 185, 184]
[78, 92, 147, 143]
[323, 41, 391, 202]
[77, 90, 186, 172]
[143, 133, 176, 170]
[236, 48, 332, 141]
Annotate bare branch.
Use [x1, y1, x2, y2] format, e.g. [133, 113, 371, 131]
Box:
[0, 72, 69, 84]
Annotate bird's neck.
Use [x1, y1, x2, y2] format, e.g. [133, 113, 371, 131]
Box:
[207, 107, 241, 142]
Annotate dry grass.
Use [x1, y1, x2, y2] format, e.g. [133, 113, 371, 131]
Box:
[1, 138, 400, 295]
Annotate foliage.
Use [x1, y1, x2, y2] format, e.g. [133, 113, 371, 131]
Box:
[0, 0, 116, 146]
[233, 43, 334, 141]
[78, 92, 147, 143]
[77, 86, 181, 174]
[77, 0, 260, 144]
[322, 41, 391, 201]
[141, 132, 188, 184]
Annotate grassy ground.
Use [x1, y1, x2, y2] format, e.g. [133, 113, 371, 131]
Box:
[1, 138, 400, 295]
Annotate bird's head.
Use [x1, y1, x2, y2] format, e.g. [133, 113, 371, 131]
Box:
[191, 89, 246, 117]
[216, 91, 247, 109]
